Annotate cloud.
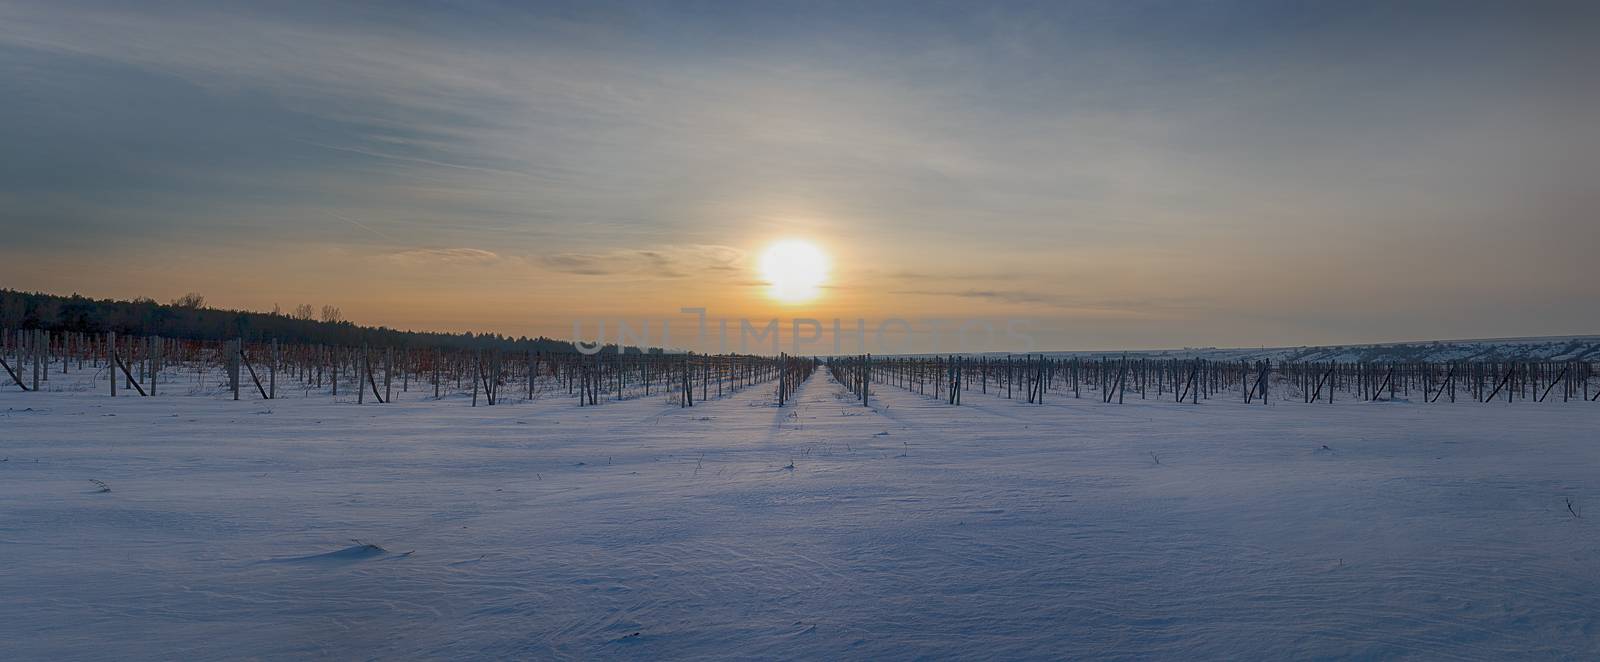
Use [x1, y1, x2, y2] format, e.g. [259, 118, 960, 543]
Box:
[893, 289, 1059, 305]
[872, 269, 1028, 283]
[539, 244, 744, 278]
[889, 288, 1207, 318]
[382, 247, 501, 265]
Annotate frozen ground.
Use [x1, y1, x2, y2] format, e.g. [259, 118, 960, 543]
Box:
[2, 371, 1597, 660]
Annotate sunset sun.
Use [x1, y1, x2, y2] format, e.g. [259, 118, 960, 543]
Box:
[759, 239, 829, 304]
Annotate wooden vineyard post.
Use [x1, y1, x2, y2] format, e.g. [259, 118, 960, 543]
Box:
[121, 335, 130, 391]
[366, 346, 385, 404]
[1117, 355, 1127, 404]
[1036, 357, 1046, 405]
[1073, 357, 1080, 399]
[944, 357, 952, 400]
[269, 339, 278, 400]
[481, 351, 490, 406]
[384, 346, 393, 404]
[1025, 356, 1035, 404]
[947, 356, 960, 402]
[238, 343, 268, 400]
[108, 332, 117, 396]
[1190, 361, 1199, 405]
[19, 330, 28, 391]
[31, 329, 41, 391]
[1483, 363, 1514, 403]
[0, 341, 25, 392]
[1254, 360, 1263, 403]
[229, 339, 241, 401]
[863, 354, 871, 407]
[481, 351, 499, 406]
[1447, 363, 1454, 403]
[683, 358, 694, 408]
[21, 330, 30, 391]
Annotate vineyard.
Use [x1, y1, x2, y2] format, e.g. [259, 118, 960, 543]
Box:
[4, 329, 1595, 409]
[1, 329, 814, 407]
[830, 354, 1599, 407]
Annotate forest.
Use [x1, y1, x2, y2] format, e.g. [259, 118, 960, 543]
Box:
[0, 289, 608, 353]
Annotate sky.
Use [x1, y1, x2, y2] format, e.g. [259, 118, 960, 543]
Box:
[1, 0, 1596, 353]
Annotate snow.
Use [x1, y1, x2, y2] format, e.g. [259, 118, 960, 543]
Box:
[2, 368, 1597, 659]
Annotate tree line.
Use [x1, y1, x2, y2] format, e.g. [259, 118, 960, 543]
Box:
[0, 289, 633, 354]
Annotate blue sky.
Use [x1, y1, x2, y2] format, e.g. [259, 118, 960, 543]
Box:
[1, 1, 1595, 349]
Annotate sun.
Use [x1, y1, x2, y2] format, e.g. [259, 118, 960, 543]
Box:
[759, 239, 829, 304]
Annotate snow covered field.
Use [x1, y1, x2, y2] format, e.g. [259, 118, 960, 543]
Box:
[2, 370, 1597, 659]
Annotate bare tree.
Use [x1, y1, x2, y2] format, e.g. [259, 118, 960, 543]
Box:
[292, 304, 316, 321]
[320, 305, 343, 324]
[171, 292, 206, 309]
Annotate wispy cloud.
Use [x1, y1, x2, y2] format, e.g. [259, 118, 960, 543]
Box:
[382, 247, 502, 265]
[889, 288, 1208, 318]
[539, 245, 744, 278]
